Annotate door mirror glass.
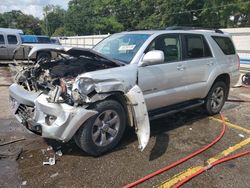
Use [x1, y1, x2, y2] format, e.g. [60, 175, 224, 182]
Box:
[141, 50, 164, 66]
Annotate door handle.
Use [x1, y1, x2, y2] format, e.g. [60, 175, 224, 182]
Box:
[0, 46, 6, 48]
[177, 64, 185, 71]
[207, 62, 214, 66]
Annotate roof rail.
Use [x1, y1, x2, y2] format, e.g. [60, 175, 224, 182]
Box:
[165, 26, 224, 34]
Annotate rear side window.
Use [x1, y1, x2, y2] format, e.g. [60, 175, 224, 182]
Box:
[212, 36, 235, 55]
[184, 34, 212, 59]
[7, 35, 18, 44]
[0, 35, 4, 44]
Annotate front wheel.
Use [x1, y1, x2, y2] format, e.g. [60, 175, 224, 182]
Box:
[204, 81, 227, 115]
[74, 100, 126, 156]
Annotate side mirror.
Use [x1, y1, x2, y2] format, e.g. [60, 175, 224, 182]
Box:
[141, 50, 164, 66]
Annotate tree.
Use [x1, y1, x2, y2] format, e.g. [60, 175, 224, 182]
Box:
[42, 5, 66, 36]
[0, 10, 42, 34]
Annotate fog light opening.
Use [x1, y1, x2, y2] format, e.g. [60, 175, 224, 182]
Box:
[45, 115, 57, 125]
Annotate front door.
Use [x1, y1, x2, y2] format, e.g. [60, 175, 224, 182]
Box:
[138, 34, 188, 111]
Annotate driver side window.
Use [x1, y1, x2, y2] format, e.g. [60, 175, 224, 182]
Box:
[147, 34, 181, 63]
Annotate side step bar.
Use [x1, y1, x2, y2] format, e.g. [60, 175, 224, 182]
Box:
[149, 100, 204, 120]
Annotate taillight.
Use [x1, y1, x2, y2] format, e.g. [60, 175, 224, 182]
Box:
[237, 54, 240, 70]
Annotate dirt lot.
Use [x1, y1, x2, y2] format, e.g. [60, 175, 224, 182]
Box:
[0, 64, 249, 188]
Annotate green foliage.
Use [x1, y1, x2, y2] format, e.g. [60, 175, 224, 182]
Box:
[0, 10, 42, 34]
[1, 1, 250, 36]
[42, 5, 66, 36]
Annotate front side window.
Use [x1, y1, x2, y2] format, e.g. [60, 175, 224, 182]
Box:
[0, 35, 5, 44]
[7, 35, 18, 44]
[185, 34, 212, 59]
[147, 34, 181, 62]
[93, 33, 151, 64]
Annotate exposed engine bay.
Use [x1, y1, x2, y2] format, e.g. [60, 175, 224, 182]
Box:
[11, 50, 121, 106]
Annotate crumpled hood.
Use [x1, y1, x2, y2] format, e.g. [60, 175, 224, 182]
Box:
[21, 44, 122, 66]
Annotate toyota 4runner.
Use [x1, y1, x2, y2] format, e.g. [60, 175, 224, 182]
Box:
[9, 28, 240, 156]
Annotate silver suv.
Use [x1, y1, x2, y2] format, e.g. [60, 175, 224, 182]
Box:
[9, 28, 240, 156]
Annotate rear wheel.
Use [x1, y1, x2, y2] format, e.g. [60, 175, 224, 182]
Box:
[74, 100, 126, 156]
[204, 81, 227, 115]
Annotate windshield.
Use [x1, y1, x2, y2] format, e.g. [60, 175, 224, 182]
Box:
[93, 33, 150, 64]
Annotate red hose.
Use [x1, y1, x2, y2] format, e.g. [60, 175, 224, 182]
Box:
[240, 85, 250, 90]
[227, 99, 250, 103]
[233, 85, 250, 90]
[173, 150, 250, 188]
[123, 113, 226, 188]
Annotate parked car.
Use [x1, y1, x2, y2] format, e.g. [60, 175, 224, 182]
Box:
[0, 28, 58, 61]
[9, 28, 240, 156]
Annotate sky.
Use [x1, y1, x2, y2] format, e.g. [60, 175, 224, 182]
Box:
[0, 0, 70, 19]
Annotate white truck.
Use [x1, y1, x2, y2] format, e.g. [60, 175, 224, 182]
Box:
[0, 28, 58, 61]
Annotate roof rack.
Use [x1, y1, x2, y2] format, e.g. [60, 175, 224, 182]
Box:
[165, 26, 224, 34]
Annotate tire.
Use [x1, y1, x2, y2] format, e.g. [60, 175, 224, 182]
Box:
[36, 52, 51, 63]
[204, 81, 227, 115]
[74, 100, 126, 156]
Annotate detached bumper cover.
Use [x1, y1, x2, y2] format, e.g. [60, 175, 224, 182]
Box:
[9, 83, 41, 123]
[33, 94, 97, 142]
[9, 83, 41, 106]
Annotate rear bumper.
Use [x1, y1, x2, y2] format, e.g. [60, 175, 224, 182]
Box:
[33, 94, 97, 142]
[230, 70, 241, 86]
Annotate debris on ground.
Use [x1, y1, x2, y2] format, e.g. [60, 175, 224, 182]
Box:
[22, 181, 27, 186]
[47, 146, 53, 151]
[43, 155, 56, 166]
[55, 150, 63, 157]
[0, 137, 25, 146]
[238, 134, 245, 138]
[50, 172, 59, 178]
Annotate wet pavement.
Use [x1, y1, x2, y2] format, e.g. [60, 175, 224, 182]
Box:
[0, 65, 249, 188]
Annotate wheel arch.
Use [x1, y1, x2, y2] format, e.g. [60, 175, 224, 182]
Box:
[36, 50, 52, 61]
[212, 73, 230, 98]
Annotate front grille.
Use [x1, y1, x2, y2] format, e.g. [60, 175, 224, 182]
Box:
[18, 80, 35, 91]
[16, 104, 34, 122]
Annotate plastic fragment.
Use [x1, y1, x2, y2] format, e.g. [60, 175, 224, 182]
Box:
[50, 172, 59, 178]
[43, 155, 56, 166]
[238, 134, 245, 138]
[55, 150, 63, 157]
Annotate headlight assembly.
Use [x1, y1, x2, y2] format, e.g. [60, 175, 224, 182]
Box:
[77, 78, 95, 95]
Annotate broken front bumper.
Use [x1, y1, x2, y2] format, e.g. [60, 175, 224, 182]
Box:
[33, 94, 97, 142]
[9, 83, 41, 123]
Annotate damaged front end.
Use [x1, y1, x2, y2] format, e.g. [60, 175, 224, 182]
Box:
[9, 44, 150, 151]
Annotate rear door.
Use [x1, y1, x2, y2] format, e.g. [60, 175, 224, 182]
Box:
[0, 33, 8, 59]
[181, 34, 214, 100]
[138, 34, 189, 111]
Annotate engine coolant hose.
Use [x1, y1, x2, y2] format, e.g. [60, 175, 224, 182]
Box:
[123, 113, 227, 188]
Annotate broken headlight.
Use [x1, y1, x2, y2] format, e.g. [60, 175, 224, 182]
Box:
[77, 78, 95, 95]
